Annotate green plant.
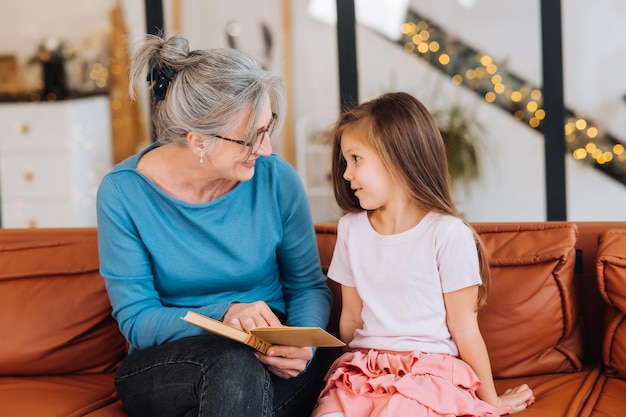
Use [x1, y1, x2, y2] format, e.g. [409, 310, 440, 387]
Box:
[433, 103, 483, 186]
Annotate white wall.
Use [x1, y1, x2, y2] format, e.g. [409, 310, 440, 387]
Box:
[290, 0, 626, 222]
[2, 0, 626, 223]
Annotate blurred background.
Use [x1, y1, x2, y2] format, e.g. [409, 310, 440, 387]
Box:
[1, 0, 625, 227]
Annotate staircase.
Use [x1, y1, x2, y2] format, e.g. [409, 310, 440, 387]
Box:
[398, 9, 626, 184]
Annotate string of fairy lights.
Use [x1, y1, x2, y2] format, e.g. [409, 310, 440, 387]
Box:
[397, 9, 626, 183]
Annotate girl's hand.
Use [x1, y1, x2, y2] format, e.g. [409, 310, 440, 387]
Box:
[497, 384, 535, 414]
[222, 301, 282, 330]
[255, 345, 313, 379]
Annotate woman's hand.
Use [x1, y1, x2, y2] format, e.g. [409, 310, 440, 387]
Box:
[496, 384, 535, 414]
[222, 301, 282, 330]
[222, 301, 312, 378]
[255, 345, 313, 379]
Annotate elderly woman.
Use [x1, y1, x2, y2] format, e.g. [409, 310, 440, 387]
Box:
[96, 34, 332, 417]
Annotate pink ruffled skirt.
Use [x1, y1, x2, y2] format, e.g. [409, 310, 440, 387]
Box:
[311, 349, 511, 417]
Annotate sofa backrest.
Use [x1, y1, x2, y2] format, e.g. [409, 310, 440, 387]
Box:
[1, 221, 622, 378]
[474, 222, 581, 377]
[0, 228, 127, 375]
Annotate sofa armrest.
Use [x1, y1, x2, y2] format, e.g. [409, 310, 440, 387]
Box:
[597, 229, 626, 379]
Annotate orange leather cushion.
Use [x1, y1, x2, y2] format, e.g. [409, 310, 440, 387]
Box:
[84, 400, 129, 417]
[596, 229, 626, 378]
[0, 374, 118, 417]
[0, 228, 127, 375]
[495, 365, 603, 417]
[585, 376, 626, 417]
[475, 223, 582, 378]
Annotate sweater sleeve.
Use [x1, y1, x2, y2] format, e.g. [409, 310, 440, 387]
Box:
[96, 174, 231, 350]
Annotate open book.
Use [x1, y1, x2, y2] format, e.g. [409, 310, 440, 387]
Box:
[181, 311, 345, 354]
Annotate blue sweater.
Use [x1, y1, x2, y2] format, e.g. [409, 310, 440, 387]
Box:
[97, 144, 332, 351]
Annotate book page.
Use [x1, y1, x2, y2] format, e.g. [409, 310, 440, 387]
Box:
[250, 327, 344, 347]
[181, 311, 248, 343]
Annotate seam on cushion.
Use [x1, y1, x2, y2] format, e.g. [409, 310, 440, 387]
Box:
[0, 238, 94, 251]
[604, 229, 626, 236]
[478, 224, 578, 267]
[596, 259, 611, 306]
[599, 254, 626, 268]
[0, 269, 101, 283]
[66, 391, 119, 417]
[553, 245, 583, 371]
[596, 230, 626, 309]
[488, 254, 573, 267]
[570, 366, 605, 417]
[553, 245, 577, 337]
[474, 222, 573, 233]
[603, 313, 624, 371]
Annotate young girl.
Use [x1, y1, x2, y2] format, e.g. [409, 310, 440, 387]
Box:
[312, 92, 535, 417]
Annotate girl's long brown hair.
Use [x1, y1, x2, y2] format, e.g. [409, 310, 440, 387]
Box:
[330, 92, 490, 308]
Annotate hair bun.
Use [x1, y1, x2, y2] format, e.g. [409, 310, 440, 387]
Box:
[160, 35, 190, 61]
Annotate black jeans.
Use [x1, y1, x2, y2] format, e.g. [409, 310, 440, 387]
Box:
[114, 334, 325, 417]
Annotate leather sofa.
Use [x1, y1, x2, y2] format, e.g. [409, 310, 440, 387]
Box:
[1, 222, 626, 416]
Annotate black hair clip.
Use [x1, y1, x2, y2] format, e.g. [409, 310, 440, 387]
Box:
[147, 64, 178, 101]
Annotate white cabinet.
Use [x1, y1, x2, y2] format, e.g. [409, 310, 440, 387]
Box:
[0, 95, 112, 227]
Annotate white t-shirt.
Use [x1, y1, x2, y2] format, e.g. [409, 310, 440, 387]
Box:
[328, 211, 482, 355]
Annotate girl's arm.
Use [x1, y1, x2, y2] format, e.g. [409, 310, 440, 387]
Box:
[339, 285, 363, 344]
[444, 285, 535, 413]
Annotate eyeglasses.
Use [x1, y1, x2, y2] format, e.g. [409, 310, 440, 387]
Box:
[213, 113, 277, 154]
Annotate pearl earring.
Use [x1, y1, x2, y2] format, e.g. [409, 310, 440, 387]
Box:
[199, 152, 204, 164]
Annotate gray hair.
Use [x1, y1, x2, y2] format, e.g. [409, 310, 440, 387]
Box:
[129, 34, 285, 148]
